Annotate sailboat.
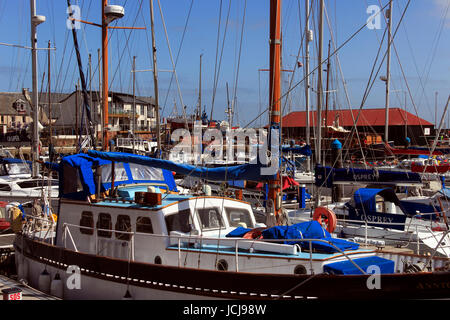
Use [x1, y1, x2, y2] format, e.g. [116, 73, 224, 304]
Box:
[12, 0, 450, 300]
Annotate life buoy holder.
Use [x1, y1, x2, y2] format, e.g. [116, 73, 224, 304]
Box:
[313, 207, 337, 233]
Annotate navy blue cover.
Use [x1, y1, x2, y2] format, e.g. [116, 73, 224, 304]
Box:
[225, 226, 252, 238]
[347, 188, 410, 230]
[257, 221, 359, 253]
[59, 153, 177, 200]
[323, 256, 395, 275]
[315, 165, 422, 188]
[281, 145, 312, 156]
[88, 150, 277, 181]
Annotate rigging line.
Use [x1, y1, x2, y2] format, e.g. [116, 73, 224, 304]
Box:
[210, 0, 224, 122]
[243, 0, 391, 130]
[229, 0, 247, 128]
[380, 0, 440, 152]
[341, 0, 413, 161]
[411, 0, 449, 114]
[323, 2, 367, 167]
[280, 0, 312, 119]
[377, 0, 436, 146]
[397, 0, 447, 122]
[160, 0, 194, 117]
[377, 0, 438, 152]
[211, 0, 232, 122]
[156, 0, 188, 125]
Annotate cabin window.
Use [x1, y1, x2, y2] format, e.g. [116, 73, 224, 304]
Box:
[165, 209, 193, 233]
[17, 179, 58, 189]
[115, 215, 131, 240]
[197, 208, 224, 230]
[225, 208, 254, 228]
[375, 195, 385, 213]
[0, 184, 11, 192]
[97, 213, 112, 238]
[136, 216, 153, 234]
[79, 211, 94, 235]
[129, 163, 164, 181]
[101, 162, 128, 183]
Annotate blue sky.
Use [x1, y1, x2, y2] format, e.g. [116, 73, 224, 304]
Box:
[0, 0, 448, 127]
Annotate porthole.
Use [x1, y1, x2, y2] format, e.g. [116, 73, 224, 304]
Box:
[154, 256, 162, 265]
[216, 259, 228, 271]
[294, 265, 307, 275]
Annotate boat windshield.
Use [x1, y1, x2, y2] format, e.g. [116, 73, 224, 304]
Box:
[225, 207, 254, 229]
[5, 163, 30, 175]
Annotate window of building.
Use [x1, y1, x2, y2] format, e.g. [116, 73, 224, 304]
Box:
[165, 209, 193, 233]
[97, 213, 112, 238]
[79, 211, 94, 235]
[197, 208, 224, 230]
[115, 215, 131, 240]
[136, 216, 153, 234]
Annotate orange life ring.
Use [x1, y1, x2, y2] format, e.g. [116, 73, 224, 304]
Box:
[313, 207, 337, 233]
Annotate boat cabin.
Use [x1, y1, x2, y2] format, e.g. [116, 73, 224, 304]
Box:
[50, 153, 389, 276]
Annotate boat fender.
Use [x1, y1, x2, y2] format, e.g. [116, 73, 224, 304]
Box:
[10, 206, 23, 233]
[122, 290, 133, 300]
[313, 207, 337, 233]
[17, 256, 28, 281]
[38, 269, 51, 294]
[50, 273, 63, 299]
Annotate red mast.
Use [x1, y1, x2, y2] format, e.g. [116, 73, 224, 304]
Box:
[267, 0, 282, 223]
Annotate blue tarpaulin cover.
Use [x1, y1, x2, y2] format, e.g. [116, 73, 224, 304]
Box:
[59, 153, 177, 200]
[281, 145, 312, 156]
[226, 221, 360, 253]
[225, 226, 252, 238]
[315, 165, 422, 188]
[323, 256, 395, 275]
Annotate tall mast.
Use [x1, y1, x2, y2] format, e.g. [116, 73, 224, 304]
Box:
[316, 0, 324, 165]
[304, 0, 311, 172]
[30, 0, 45, 178]
[198, 53, 203, 120]
[47, 40, 52, 152]
[384, 0, 393, 144]
[132, 55, 136, 154]
[150, 0, 161, 157]
[267, 0, 282, 223]
[102, 0, 109, 150]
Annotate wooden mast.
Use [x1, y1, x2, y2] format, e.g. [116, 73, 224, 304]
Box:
[102, 0, 109, 151]
[267, 0, 282, 223]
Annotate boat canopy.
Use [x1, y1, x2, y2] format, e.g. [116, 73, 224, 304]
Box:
[59, 153, 177, 200]
[346, 188, 412, 230]
[315, 165, 422, 187]
[352, 188, 405, 213]
[87, 150, 278, 181]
